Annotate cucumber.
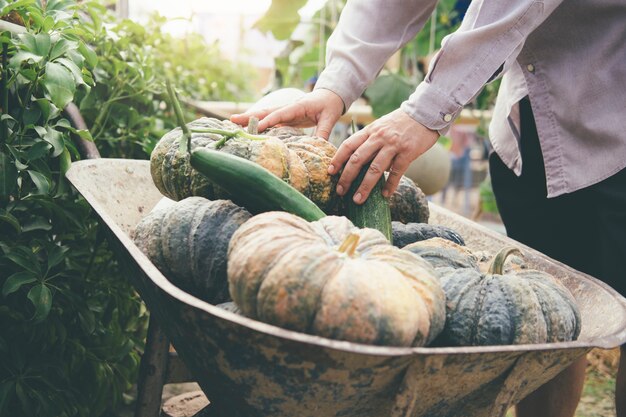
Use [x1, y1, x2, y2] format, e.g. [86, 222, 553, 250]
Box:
[345, 164, 393, 242]
[190, 148, 326, 222]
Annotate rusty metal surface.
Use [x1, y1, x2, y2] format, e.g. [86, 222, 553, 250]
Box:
[66, 159, 626, 417]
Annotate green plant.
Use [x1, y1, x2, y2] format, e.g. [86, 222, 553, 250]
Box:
[1, 0, 256, 415]
[77, 12, 255, 160]
[0, 1, 148, 416]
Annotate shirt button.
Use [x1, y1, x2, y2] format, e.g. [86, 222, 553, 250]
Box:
[527, 64, 535, 73]
[443, 114, 453, 122]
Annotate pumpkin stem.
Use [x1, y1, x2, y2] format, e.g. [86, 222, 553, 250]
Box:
[248, 116, 259, 135]
[190, 127, 270, 149]
[488, 247, 523, 275]
[165, 79, 191, 155]
[337, 233, 361, 257]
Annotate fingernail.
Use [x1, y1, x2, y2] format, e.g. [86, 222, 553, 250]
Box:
[328, 164, 335, 174]
[353, 192, 362, 204]
[336, 184, 344, 195]
[382, 190, 390, 198]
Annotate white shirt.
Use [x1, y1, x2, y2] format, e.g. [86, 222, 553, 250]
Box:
[314, 0, 626, 197]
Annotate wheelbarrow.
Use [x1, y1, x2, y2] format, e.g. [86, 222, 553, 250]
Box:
[66, 158, 626, 417]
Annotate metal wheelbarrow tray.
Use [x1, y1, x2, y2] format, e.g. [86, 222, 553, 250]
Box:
[66, 159, 626, 417]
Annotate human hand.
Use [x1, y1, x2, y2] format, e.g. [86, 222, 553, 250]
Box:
[330, 108, 439, 204]
[230, 89, 345, 140]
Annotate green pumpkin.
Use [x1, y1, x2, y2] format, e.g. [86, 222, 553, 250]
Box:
[403, 237, 479, 270]
[392, 221, 465, 248]
[388, 175, 430, 224]
[438, 248, 581, 346]
[150, 118, 338, 211]
[227, 212, 446, 347]
[133, 197, 251, 304]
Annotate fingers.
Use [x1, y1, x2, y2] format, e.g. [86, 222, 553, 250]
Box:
[256, 104, 305, 132]
[382, 155, 411, 197]
[328, 130, 368, 176]
[333, 132, 384, 198]
[314, 111, 340, 140]
[230, 108, 274, 126]
[351, 150, 396, 204]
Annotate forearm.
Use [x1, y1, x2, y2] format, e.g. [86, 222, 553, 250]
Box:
[403, 0, 565, 133]
[315, 0, 438, 110]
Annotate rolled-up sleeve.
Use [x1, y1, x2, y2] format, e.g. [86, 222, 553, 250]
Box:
[402, 0, 564, 133]
[314, 0, 438, 110]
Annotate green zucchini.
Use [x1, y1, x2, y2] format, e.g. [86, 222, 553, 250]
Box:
[190, 148, 326, 222]
[345, 164, 393, 242]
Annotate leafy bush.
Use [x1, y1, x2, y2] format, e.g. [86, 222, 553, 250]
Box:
[0, 1, 254, 416]
[79, 11, 255, 159]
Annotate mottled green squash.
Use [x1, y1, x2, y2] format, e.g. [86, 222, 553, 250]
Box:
[438, 247, 581, 346]
[133, 197, 251, 304]
[392, 221, 465, 248]
[388, 175, 430, 224]
[227, 212, 446, 347]
[403, 237, 479, 270]
[331, 174, 430, 225]
[345, 163, 392, 242]
[150, 118, 338, 210]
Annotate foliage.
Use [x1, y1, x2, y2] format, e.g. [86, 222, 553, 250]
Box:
[254, 0, 308, 41]
[0, 1, 254, 416]
[79, 12, 255, 159]
[0, 1, 147, 416]
[364, 73, 416, 118]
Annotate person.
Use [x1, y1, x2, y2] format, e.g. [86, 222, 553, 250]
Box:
[232, 1, 626, 415]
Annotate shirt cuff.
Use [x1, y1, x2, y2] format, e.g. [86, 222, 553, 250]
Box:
[314, 65, 367, 114]
[401, 81, 463, 135]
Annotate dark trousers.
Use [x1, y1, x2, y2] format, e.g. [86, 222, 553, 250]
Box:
[489, 98, 626, 296]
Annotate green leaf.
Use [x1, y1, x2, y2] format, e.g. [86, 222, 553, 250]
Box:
[27, 170, 51, 194]
[74, 129, 92, 142]
[254, 0, 308, 40]
[59, 147, 71, 176]
[2, 271, 37, 297]
[78, 41, 98, 69]
[18, 67, 38, 81]
[22, 106, 42, 127]
[47, 245, 68, 270]
[364, 73, 417, 118]
[36, 98, 55, 122]
[4, 246, 41, 275]
[56, 57, 86, 86]
[27, 140, 51, 161]
[8, 51, 44, 69]
[49, 38, 74, 61]
[27, 283, 52, 322]
[0, 381, 14, 415]
[1, 0, 35, 15]
[20, 216, 52, 233]
[18, 32, 51, 57]
[43, 126, 64, 157]
[43, 62, 76, 109]
[0, 153, 17, 199]
[42, 15, 55, 33]
[0, 209, 20, 233]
